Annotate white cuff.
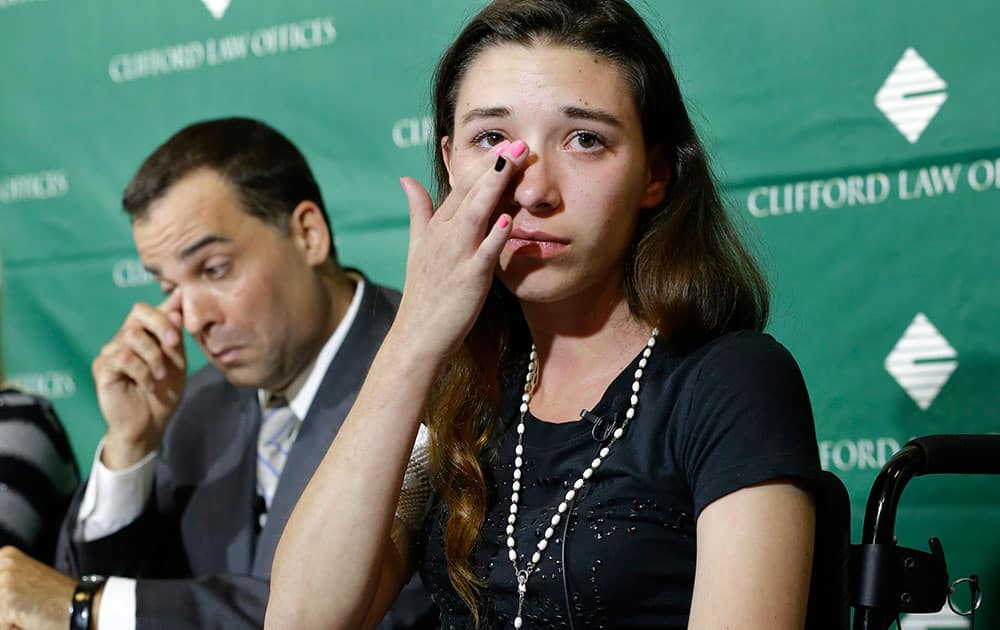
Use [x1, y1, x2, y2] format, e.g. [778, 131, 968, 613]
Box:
[97, 577, 137, 630]
[76, 438, 158, 542]
[395, 424, 432, 532]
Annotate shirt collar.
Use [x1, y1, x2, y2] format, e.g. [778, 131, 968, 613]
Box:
[257, 274, 365, 421]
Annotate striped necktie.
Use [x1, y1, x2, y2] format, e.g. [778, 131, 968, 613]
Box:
[256, 394, 300, 526]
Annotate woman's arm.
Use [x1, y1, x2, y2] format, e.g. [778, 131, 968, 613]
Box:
[265, 143, 530, 629]
[266, 334, 434, 630]
[688, 480, 815, 629]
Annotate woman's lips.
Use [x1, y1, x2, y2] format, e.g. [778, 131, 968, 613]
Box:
[506, 228, 569, 259]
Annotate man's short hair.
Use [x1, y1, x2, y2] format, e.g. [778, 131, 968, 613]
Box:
[123, 117, 335, 258]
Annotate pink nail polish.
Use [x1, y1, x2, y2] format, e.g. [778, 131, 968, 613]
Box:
[399, 177, 407, 192]
[494, 140, 511, 156]
[499, 216, 510, 229]
[509, 140, 526, 158]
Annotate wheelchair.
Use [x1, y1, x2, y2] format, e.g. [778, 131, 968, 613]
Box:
[808, 434, 1000, 630]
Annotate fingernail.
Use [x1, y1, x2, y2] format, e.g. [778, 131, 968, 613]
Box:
[499, 216, 510, 229]
[399, 177, 408, 192]
[494, 156, 507, 172]
[165, 330, 179, 346]
[509, 140, 526, 158]
[494, 140, 511, 156]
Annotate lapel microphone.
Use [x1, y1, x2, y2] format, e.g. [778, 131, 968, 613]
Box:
[580, 409, 617, 442]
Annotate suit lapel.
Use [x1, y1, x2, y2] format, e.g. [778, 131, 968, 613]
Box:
[252, 280, 397, 575]
[178, 385, 261, 575]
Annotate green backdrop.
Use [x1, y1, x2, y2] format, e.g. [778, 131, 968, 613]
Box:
[1, 1, 997, 626]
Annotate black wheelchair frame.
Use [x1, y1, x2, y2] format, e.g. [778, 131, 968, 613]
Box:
[811, 434, 1000, 630]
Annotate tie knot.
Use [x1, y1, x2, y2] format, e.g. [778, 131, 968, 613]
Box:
[256, 394, 300, 518]
[264, 393, 289, 410]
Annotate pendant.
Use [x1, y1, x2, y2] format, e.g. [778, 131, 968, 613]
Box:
[514, 569, 529, 628]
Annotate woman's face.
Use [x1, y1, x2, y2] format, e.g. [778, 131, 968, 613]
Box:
[443, 43, 668, 307]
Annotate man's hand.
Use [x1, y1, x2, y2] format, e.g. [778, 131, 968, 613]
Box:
[93, 293, 187, 470]
[0, 546, 79, 630]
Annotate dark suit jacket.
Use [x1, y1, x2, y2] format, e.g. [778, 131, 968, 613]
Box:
[56, 281, 436, 629]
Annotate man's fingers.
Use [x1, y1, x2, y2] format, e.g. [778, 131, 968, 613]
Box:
[121, 326, 169, 380]
[107, 348, 157, 391]
[401, 177, 434, 243]
[130, 303, 181, 347]
[129, 301, 185, 369]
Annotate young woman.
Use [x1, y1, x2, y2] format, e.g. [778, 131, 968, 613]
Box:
[267, 1, 820, 628]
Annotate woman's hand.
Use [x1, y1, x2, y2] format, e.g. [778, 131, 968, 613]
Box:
[394, 140, 528, 364]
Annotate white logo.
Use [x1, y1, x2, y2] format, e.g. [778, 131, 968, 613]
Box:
[900, 604, 970, 629]
[875, 48, 948, 144]
[0, 170, 69, 204]
[202, 0, 230, 20]
[0, 0, 44, 9]
[392, 116, 434, 149]
[818, 437, 903, 472]
[112, 258, 156, 288]
[885, 313, 957, 411]
[8, 371, 77, 399]
[108, 17, 337, 83]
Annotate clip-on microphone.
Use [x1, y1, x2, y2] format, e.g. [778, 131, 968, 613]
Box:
[580, 408, 617, 442]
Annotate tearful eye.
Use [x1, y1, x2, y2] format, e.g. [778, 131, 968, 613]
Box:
[204, 264, 228, 280]
[473, 131, 507, 149]
[570, 131, 604, 151]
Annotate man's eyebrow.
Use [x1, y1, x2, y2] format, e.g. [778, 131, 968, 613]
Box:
[142, 235, 230, 277]
[180, 235, 230, 261]
[561, 106, 623, 128]
[461, 106, 510, 125]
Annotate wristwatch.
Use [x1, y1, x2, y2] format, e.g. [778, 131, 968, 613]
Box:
[69, 575, 106, 630]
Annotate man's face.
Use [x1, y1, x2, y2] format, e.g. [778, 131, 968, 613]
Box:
[133, 168, 323, 390]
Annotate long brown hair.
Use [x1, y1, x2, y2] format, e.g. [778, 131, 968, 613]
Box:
[425, 0, 769, 622]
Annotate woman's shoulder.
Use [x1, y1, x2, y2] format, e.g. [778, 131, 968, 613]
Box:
[677, 330, 801, 381]
[660, 329, 812, 426]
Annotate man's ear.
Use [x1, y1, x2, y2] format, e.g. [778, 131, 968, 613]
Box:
[287, 201, 331, 266]
[441, 136, 456, 188]
[639, 145, 671, 209]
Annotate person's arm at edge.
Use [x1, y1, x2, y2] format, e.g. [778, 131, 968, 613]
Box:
[687, 479, 815, 629]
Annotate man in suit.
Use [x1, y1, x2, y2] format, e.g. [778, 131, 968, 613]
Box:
[0, 117, 435, 629]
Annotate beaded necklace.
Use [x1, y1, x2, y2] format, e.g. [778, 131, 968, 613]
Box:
[506, 329, 659, 628]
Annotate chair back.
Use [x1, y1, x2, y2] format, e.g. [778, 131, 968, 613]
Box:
[805, 470, 851, 630]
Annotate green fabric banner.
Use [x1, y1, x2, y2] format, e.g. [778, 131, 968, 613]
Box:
[2, 2, 997, 625]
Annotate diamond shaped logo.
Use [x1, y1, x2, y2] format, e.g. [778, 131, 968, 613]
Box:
[885, 313, 957, 411]
[875, 48, 948, 144]
[201, 0, 230, 20]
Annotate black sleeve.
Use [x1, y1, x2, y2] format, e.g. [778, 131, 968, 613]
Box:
[672, 332, 821, 517]
[56, 486, 190, 578]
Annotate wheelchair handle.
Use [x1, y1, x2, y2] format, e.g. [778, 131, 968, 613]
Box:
[862, 434, 1000, 545]
[854, 434, 1000, 630]
[908, 434, 1000, 476]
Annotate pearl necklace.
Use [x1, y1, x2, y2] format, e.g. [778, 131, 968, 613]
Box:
[507, 329, 659, 629]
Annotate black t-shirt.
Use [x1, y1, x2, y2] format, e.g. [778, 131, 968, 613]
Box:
[418, 331, 821, 629]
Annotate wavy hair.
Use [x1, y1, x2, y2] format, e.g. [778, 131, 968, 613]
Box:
[425, 0, 769, 623]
